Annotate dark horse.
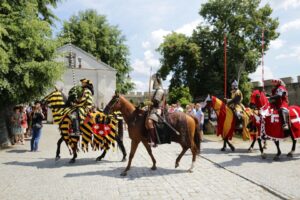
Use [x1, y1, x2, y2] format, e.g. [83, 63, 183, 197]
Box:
[43, 90, 126, 163]
[249, 90, 300, 160]
[105, 94, 201, 176]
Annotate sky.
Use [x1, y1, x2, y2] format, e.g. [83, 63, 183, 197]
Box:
[52, 0, 300, 92]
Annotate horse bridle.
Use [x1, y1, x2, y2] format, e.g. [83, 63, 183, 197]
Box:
[104, 95, 120, 114]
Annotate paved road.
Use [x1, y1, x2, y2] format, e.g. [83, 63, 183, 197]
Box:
[0, 124, 298, 200]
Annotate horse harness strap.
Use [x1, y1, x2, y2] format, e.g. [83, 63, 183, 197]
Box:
[155, 113, 180, 135]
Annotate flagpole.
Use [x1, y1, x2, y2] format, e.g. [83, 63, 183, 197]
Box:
[224, 33, 227, 98]
[262, 29, 265, 90]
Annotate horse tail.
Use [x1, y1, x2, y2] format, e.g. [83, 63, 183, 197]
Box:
[190, 115, 201, 152]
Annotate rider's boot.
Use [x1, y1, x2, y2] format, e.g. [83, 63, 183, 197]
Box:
[148, 128, 157, 148]
[280, 109, 289, 131]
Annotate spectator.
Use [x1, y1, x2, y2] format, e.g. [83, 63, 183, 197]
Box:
[186, 104, 196, 115]
[20, 106, 28, 145]
[11, 106, 23, 145]
[195, 103, 204, 140]
[26, 104, 33, 138]
[30, 102, 44, 152]
[168, 104, 176, 113]
[175, 102, 184, 112]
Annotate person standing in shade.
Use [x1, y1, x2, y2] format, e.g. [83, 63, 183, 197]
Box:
[30, 102, 44, 152]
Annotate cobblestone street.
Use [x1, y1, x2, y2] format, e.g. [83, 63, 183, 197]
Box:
[1, 124, 299, 200]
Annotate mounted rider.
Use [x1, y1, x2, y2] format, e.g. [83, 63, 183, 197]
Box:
[145, 72, 165, 147]
[226, 80, 245, 126]
[269, 79, 289, 130]
[68, 78, 94, 136]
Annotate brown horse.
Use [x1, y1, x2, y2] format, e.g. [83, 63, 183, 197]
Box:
[105, 94, 201, 176]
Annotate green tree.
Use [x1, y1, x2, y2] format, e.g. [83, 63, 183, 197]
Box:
[168, 86, 193, 108]
[158, 0, 279, 103]
[0, 0, 64, 146]
[58, 9, 134, 94]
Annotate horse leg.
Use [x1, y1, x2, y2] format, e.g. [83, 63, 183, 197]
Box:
[287, 133, 296, 157]
[55, 136, 64, 161]
[120, 140, 140, 176]
[257, 138, 266, 159]
[142, 140, 157, 170]
[188, 144, 198, 173]
[273, 140, 281, 161]
[226, 139, 235, 152]
[220, 139, 227, 151]
[263, 140, 267, 149]
[248, 138, 256, 152]
[69, 141, 78, 164]
[96, 150, 107, 162]
[117, 135, 127, 162]
[175, 145, 188, 168]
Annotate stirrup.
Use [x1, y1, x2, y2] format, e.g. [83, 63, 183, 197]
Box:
[282, 124, 289, 131]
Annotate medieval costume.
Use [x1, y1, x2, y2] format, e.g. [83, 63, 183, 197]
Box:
[145, 73, 165, 147]
[270, 79, 289, 130]
[227, 80, 245, 125]
[69, 78, 94, 136]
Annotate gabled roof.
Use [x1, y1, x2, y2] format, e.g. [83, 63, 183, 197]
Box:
[57, 44, 116, 71]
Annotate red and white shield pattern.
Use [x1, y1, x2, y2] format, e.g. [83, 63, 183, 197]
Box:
[92, 123, 111, 136]
[263, 105, 300, 139]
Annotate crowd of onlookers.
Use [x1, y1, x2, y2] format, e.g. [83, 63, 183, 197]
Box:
[9, 101, 45, 152]
[167, 102, 218, 137]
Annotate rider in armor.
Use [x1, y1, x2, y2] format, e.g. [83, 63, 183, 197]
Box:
[145, 72, 165, 147]
[69, 78, 94, 136]
[270, 79, 289, 130]
[226, 80, 245, 126]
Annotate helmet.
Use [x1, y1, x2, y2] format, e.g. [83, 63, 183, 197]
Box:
[271, 79, 285, 86]
[231, 80, 238, 89]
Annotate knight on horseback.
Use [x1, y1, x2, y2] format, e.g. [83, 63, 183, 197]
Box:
[145, 72, 165, 147]
[269, 79, 289, 130]
[226, 80, 245, 128]
[68, 78, 94, 136]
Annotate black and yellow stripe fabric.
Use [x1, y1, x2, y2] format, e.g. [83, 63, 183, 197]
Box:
[44, 89, 118, 153]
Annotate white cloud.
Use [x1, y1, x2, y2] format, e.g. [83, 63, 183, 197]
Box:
[150, 29, 171, 48]
[270, 39, 285, 50]
[249, 65, 274, 83]
[142, 41, 151, 49]
[280, 18, 300, 32]
[275, 46, 300, 60]
[272, 0, 300, 10]
[133, 80, 148, 92]
[175, 19, 202, 36]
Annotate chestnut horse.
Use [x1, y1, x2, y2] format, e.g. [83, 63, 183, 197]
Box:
[105, 94, 201, 176]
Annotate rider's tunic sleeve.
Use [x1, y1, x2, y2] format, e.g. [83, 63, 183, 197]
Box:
[78, 89, 93, 109]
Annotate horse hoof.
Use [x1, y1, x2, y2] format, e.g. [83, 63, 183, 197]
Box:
[69, 159, 75, 164]
[96, 157, 102, 162]
[55, 156, 60, 161]
[287, 152, 294, 158]
[230, 147, 235, 152]
[121, 157, 127, 162]
[188, 169, 193, 173]
[175, 163, 179, 168]
[151, 166, 157, 171]
[261, 154, 267, 159]
[273, 156, 280, 161]
[248, 148, 253, 153]
[120, 171, 127, 176]
[220, 148, 226, 152]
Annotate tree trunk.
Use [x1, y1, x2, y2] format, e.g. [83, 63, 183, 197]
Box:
[0, 108, 12, 148]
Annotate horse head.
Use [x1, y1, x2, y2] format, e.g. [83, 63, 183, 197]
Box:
[250, 90, 269, 110]
[42, 89, 66, 108]
[104, 93, 121, 114]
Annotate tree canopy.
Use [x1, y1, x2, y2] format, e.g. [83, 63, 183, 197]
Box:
[58, 9, 134, 94]
[0, 0, 64, 107]
[158, 0, 279, 103]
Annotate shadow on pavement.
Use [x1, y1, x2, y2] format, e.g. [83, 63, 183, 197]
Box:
[64, 166, 187, 180]
[3, 158, 120, 169]
[6, 149, 29, 153]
